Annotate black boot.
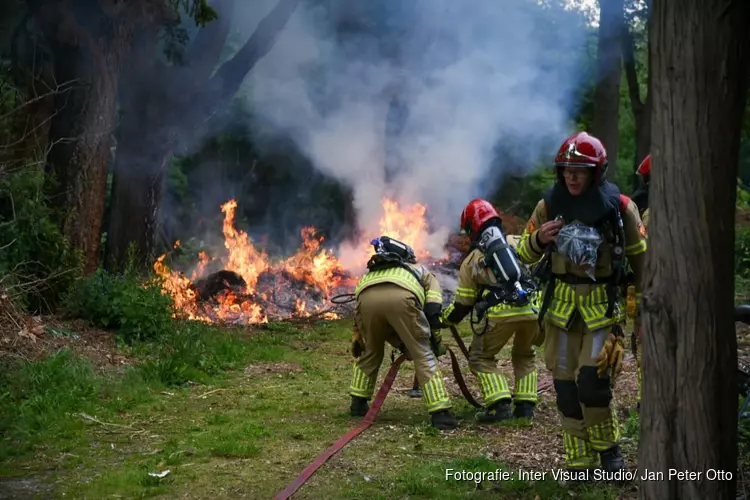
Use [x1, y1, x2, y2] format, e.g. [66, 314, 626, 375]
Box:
[431, 409, 458, 430]
[477, 400, 512, 422]
[599, 445, 625, 472]
[408, 376, 423, 398]
[513, 401, 535, 419]
[350, 396, 369, 417]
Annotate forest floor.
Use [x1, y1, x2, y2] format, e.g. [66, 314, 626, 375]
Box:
[0, 312, 652, 500]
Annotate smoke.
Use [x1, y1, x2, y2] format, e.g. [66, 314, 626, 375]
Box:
[232, 0, 591, 269]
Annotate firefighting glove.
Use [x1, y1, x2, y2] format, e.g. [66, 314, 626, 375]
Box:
[424, 302, 443, 330]
[595, 325, 625, 379]
[350, 323, 365, 358]
[430, 330, 447, 357]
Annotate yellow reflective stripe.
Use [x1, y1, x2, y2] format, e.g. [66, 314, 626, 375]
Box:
[475, 372, 511, 405]
[517, 236, 541, 264]
[625, 239, 647, 256]
[456, 286, 478, 299]
[563, 432, 598, 467]
[587, 407, 620, 451]
[440, 304, 457, 325]
[349, 363, 376, 398]
[513, 371, 538, 402]
[426, 290, 442, 302]
[423, 372, 452, 412]
[486, 303, 536, 319]
[544, 281, 623, 330]
[355, 267, 426, 305]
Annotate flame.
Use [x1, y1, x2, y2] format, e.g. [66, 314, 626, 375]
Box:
[154, 196, 442, 325]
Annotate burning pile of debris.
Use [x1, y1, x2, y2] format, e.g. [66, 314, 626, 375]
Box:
[154, 198, 461, 325]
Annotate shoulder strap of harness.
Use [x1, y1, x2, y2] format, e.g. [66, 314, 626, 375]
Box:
[366, 254, 424, 289]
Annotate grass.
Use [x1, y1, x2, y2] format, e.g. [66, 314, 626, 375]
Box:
[0, 318, 634, 499]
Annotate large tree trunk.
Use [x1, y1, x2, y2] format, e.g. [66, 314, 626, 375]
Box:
[105, 0, 299, 272]
[38, 7, 133, 275]
[638, 0, 750, 498]
[591, 0, 624, 178]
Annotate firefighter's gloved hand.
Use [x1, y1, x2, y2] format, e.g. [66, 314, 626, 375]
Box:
[595, 326, 625, 379]
[430, 330, 447, 357]
[424, 302, 443, 330]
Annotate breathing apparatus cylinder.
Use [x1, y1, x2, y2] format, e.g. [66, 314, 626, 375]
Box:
[476, 225, 529, 305]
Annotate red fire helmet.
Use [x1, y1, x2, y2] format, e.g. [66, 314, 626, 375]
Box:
[554, 131, 609, 183]
[460, 199, 500, 235]
[637, 154, 651, 176]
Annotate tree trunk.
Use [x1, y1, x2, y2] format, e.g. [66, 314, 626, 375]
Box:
[592, 0, 624, 178]
[638, 0, 750, 498]
[105, 137, 170, 272]
[105, 0, 299, 272]
[622, 15, 652, 192]
[41, 22, 131, 275]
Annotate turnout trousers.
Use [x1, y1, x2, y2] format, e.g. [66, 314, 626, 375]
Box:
[469, 317, 539, 406]
[544, 314, 620, 468]
[349, 283, 452, 413]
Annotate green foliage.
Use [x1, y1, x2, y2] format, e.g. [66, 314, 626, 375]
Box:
[736, 226, 750, 279]
[0, 168, 82, 311]
[0, 349, 107, 460]
[62, 257, 173, 344]
[136, 321, 262, 386]
[0, 320, 265, 463]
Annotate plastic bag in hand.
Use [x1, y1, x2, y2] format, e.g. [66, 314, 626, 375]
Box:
[556, 223, 603, 280]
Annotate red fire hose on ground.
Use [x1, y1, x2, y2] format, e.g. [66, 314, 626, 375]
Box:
[273, 324, 554, 499]
[273, 354, 407, 500]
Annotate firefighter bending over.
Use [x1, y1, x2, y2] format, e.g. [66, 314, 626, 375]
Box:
[517, 132, 647, 473]
[348, 236, 458, 430]
[440, 199, 541, 422]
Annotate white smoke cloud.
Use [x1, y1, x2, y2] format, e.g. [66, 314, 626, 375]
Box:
[229, 0, 590, 268]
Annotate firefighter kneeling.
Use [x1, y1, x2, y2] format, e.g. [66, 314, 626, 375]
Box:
[348, 236, 458, 430]
[517, 132, 646, 473]
[441, 199, 541, 422]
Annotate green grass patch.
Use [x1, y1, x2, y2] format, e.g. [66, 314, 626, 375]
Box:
[0, 317, 636, 499]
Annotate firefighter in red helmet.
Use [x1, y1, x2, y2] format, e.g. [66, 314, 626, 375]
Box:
[516, 131, 647, 473]
[440, 199, 541, 422]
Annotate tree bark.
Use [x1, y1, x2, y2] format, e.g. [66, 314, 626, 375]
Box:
[592, 0, 624, 178]
[622, 13, 651, 192]
[35, 3, 135, 275]
[105, 0, 300, 272]
[638, 0, 750, 498]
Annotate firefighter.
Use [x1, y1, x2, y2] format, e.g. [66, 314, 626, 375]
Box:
[440, 200, 541, 422]
[516, 131, 647, 472]
[349, 235, 458, 430]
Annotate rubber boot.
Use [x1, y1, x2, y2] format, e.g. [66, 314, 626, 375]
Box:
[513, 401, 535, 420]
[431, 409, 458, 430]
[350, 396, 369, 417]
[408, 375, 423, 398]
[477, 400, 512, 422]
[600, 445, 625, 472]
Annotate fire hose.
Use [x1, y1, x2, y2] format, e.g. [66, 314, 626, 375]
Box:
[273, 320, 554, 499]
[273, 354, 406, 500]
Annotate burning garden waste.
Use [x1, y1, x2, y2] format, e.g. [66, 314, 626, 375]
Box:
[153, 198, 462, 325]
